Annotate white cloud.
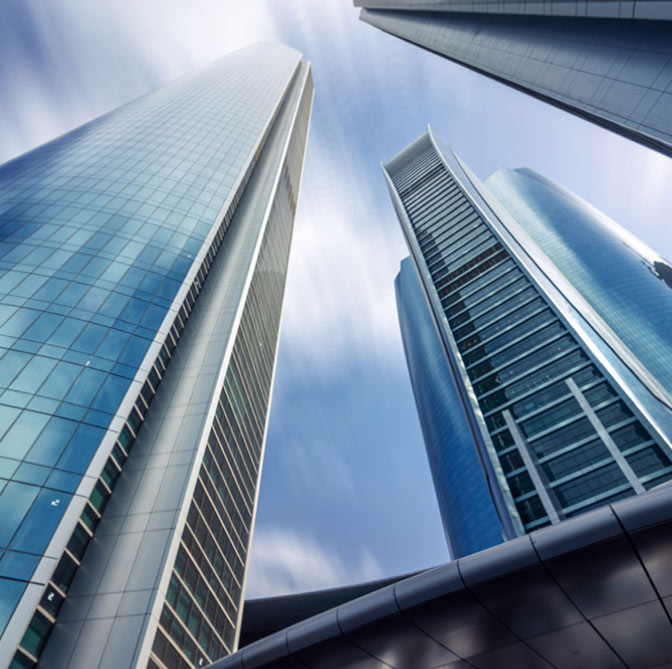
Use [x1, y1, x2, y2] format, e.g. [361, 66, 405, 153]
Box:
[245, 526, 384, 599]
[281, 184, 406, 371]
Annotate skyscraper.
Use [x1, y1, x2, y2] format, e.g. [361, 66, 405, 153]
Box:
[355, 1, 672, 156]
[387, 127, 672, 548]
[0, 43, 313, 669]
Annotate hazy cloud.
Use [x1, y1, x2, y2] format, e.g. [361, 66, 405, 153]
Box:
[245, 526, 384, 598]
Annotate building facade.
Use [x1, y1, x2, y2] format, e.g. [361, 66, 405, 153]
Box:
[395, 258, 505, 558]
[0, 43, 313, 669]
[355, 0, 672, 157]
[386, 127, 672, 545]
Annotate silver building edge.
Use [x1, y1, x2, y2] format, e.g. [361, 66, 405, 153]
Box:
[0, 44, 313, 669]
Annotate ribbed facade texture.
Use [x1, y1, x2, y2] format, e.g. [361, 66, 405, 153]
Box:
[356, 1, 672, 156]
[395, 257, 505, 558]
[385, 128, 672, 546]
[0, 43, 312, 669]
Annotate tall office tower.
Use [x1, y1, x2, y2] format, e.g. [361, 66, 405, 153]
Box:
[387, 127, 672, 549]
[0, 43, 313, 669]
[355, 1, 672, 157]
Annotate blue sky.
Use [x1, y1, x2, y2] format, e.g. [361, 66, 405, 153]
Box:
[1, 0, 671, 598]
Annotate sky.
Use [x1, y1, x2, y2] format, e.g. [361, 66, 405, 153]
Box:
[1, 0, 672, 599]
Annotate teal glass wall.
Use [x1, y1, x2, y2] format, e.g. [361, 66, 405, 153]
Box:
[485, 168, 672, 399]
[396, 257, 504, 557]
[0, 43, 300, 642]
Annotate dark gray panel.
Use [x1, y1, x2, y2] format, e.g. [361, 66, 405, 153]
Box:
[525, 621, 624, 668]
[286, 610, 341, 652]
[292, 638, 389, 669]
[251, 658, 308, 669]
[460, 536, 583, 638]
[591, 599, 672, 668]
[468, 641, 552, 668]
[613, 486, 672, 599]
[532, 507, 657, 618]
[395, 564, 517, 658]
[286, 609, 384, 669]
[337, 582, 459, 667]
[345, 612, 461, 668]
[338, 584, 400, 632]
[240, 630, 292, 668]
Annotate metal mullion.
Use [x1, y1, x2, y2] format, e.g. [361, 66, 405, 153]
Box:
[431, 244, 504, 286]
[419, 208, 478, 243]
[225, 370, 260, 452]
[488, 379, 602, 425]
[396, 159, 443, 195]
[504, 410, 563, 524]
[566, 379, 645, 493]
[236, 335, 268, 436]
[230, 356, 265, 457]
[205, 438, 252, 519]
[414, 194, 472, 234]
[201, 449, 251, 532]
[451, 273, 526, 324]
[202, 444, 251, 523]
[468, 331, 568, 386]
[220, 387, 258, 485]
[405, 180, 458, 213]
[423, 208, 485, 248]
[408, 185, 465, 224]
[394, 153, 438, 187]
[548, 456, 620, 489]
[421, 220, 489, 264]
[405, 179, 457, 212]
[434, 252, 510, 293]
[161, 599, 228, 663]
[454, 291, 538, 343]
[170, 566, 235, 647]
[191, 486, 245, 579]
[406, 181, 457, 216]
[439, 230, 498, 270]
[454, 293, 540, 346]
[221, 383, 261, 478]
[524, 398, 620, 445]
[180, 539, 239, 613]
[475, 345, 581, 399]
[537, 432, 615, 465]
[211, 415, 254, 507]
[210, 414, 254, 507]
[559, 482, 632, 516]
[229, 354, 264, 448]
[421, 210, 483, 250]
[183, 518, 242, 593]
[457, 305, 550, 357]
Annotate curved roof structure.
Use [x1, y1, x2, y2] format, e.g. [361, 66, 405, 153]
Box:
[210, 485, 672, 668]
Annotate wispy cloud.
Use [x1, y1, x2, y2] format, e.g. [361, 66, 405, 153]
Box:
[245, 526, 383, 598]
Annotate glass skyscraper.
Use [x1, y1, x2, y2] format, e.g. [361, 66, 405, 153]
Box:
[395, 258, 505, 558]
[387, 127, 672, 552]
[355, 0, 672, 157]
[0, 43, 313, 669]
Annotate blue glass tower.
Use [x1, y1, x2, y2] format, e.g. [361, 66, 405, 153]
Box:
[485, 167, 672, 399]
[386, 127, 672, 552]
[0, 44, 313, 669]
[396, 258, 505, 558]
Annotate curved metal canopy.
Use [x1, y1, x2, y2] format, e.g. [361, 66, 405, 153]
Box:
[210, 486, 672, 668]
